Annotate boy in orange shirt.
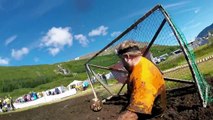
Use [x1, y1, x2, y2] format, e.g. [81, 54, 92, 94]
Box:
[116, 40, 166, 120]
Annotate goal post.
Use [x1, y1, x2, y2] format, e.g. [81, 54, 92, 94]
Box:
[85, 4, 211, 107]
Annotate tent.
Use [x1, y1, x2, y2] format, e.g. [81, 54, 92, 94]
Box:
[67, 80, 83, 90]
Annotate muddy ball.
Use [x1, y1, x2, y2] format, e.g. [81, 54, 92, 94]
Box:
[90, 98, 103, 112]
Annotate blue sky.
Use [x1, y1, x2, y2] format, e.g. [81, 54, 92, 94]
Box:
[0, 0, 212, 66]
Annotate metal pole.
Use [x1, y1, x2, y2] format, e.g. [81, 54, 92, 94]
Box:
[143, 18, 166, 57]
[88, 64, 128, 96]
[85, 5, 161, 64]
[164, 77, 194, 84]
[88, 64, 128, 73]
[87, 65, 114, 96]
[159, 5, 204, 107]
[85, 64, 98, 99]
[117, 82, 127, 96]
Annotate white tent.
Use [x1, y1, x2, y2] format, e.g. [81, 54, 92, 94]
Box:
[104, 72, 114, 80]
[45, 85, 68, 96]
[67, 80, 83, 90]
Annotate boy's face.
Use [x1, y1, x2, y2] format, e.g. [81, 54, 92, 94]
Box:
[120, 54, 137, 71]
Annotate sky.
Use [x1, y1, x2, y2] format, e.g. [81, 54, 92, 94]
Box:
[0, 0, 212, 66]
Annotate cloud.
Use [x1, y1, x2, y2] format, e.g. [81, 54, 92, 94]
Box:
[164, 1, 190, 9]
[11, 47, 29, 60]
[48, 48, 60, 56]
[182, 22, 201, 32]
[74, 34, 89, 47]
[0, 57, 9, 65]
[40, 27, 73, 56]
[88, 25, 108, 37]
[32, 0, 64, 17]
[5, 35, 17, 46]
[111, 31, 121, 37]
[177, 7, 200, 14]
[122, 9, 146, 20]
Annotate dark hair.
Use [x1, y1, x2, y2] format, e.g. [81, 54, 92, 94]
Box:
[117, 46, 140, 55]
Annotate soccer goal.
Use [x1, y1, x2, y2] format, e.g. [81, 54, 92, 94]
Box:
[85, 4, 212, 107]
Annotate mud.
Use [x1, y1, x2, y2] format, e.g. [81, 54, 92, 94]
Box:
[0, 77, 213, 120]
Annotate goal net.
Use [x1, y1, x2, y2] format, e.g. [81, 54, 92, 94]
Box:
[85, 4, 212, 107]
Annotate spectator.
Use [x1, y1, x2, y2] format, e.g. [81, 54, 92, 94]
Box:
[0, 98, 3, 110]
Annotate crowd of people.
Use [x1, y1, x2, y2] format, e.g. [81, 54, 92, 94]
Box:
[0, 95, 15, 112]
[15, 92, 42, 103]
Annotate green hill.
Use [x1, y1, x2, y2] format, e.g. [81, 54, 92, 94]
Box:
[0, 54, 120, 98]
[0, 44, 179, 98]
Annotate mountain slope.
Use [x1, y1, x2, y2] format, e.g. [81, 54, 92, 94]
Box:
[197, 23, 213, 38]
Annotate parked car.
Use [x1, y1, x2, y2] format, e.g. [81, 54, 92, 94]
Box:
[153, 57, 161, 64]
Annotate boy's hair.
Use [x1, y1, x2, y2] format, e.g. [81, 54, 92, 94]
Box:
[117, 40, 141, 56]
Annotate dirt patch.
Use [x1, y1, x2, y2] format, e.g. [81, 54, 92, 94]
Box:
[1, 78, 213, 120]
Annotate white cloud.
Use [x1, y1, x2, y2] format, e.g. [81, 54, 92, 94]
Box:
[40, 27, 73, 56]
[111, 31, 121, 37]
[0, 57, 9, 65]
[182, 22, 201, 32]
[74, 34, 89, 47]
[122, 9, 146, 20]
[11, 47, 29, 60]
[5, 35, 17, 46]
[32, 1, 64, 17]
[176, 7, 200, 14]
[48, 48, 60, 56]
[164, 1, 189, 9]
[88, 25, 108, 37]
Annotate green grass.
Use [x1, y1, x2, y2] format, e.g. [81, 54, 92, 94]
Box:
[150, 45, 179, 57]
[194, 44, 213, 60]
[0, 53, 121, 98]
[158, 39, 213, 71]
[197, 59, 213, 77]
[158, 54, 185, 70]
[0, 39, 212, 99]
[165, 60, 213, 80]
[164, 59, 213, 89]
[0, 60, 89, 98]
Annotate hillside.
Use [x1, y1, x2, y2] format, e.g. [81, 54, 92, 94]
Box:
[0, 59, 86, 97]
[0, 54, 119, 98]
[0, 44, 179, 98]
[197, 23, 213, 38]
[79, 41, 178, 60]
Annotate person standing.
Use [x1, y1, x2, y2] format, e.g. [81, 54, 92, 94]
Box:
[0, 98, 3, 110]
[4, 96, 11, 111]
[9, 95, 15, 110]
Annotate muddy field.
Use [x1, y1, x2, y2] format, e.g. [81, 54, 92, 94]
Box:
[0, 77, 213, 120]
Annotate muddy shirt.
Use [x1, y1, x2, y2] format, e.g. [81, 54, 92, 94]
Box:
[127, 57, 165, 114]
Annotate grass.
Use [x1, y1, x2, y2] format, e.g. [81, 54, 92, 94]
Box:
[0, 53, 121, 98]
[163, 59, 213, 90]
[158, 39, 213, 71]
[0, 50, 212, 114]
[164, 59, 213, 80]
[0, 38, 212, 99]
[150, 45, 179, 57]
[197, 59, 213, 77]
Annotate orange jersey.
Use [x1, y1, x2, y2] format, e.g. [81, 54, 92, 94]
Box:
[127, 57, 165, 114]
